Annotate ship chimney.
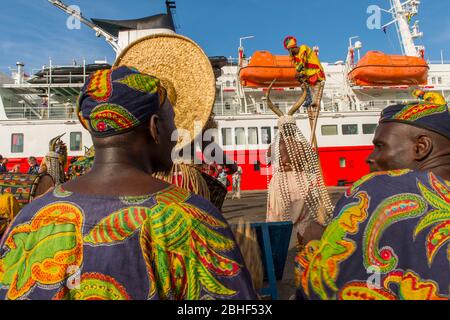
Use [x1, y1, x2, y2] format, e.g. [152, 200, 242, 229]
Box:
[15, 62, 25, 84]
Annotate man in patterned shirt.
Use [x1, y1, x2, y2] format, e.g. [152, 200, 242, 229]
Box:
[0, 65, 257, 300]
[296, 99, 450, 300]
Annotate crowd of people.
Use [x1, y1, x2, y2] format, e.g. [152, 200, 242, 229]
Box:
[0, 155, 41, 174]
[0, 34, 448, 300]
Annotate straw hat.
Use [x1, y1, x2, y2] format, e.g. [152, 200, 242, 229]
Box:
[114, 34, 216, 149]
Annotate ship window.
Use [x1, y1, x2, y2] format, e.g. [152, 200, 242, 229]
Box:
[11, 133, 24, 153]
[248, 127, 259, 145]
[342, 124, 358, 135]
[70, 132, 82, 151]
[321, 125, 338, 136]
[221, 128, 232, 146]
[363, 124, 377, 135]
[225, 102, 231, 110]
[438, 77, 442, 84]
[226, 81, 231, 87]
[235, 128, 245, 146]
[274, 126, 279, 137]
[431, 77, 436, 84]
[261, 127, 272, 144]
[233, 80, 237, 87]
[339, 157, 347, 168]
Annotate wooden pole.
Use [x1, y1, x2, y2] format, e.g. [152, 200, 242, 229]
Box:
[309, 82, 325, 150]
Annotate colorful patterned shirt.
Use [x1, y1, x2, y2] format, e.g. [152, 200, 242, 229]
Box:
[295, 170, 450, 300]
[0, 185, 257, 300]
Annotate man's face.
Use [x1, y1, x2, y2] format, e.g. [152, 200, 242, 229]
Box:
[28, 159, 36, 166]
[288, 47, 299, 56]
[279, 137, 290, 165]
[366, 122, 418, 172]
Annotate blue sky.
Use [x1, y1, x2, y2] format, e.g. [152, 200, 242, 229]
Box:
[1, 0, 449, 75]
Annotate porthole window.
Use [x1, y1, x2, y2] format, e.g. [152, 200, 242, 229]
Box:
[321, 125, 338, 136]
[342, 124, 358, 135]
[235, 128, 245, 146]
[248, 127, 258, 145]
[362, 124, 377, 135]
[221, 128, 232, 146]
[11, 133, 24, 153]
[70, 132, 82, 151]
[261, 127, 271, 144]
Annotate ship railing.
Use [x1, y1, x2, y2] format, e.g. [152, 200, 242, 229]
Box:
[213, 101, 342, 117]
[3, 103, 77, 121]
[427, 60, 450, 65]
[29, 73, 88, 85]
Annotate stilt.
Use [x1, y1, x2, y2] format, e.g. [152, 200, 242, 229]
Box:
[309, 81, 325, 150]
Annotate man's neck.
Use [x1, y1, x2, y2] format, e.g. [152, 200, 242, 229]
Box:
[417, 155, 450, 180]
[62, 148, 171, 197]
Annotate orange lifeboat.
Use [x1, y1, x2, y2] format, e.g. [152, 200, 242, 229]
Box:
[239, 51, 298, 87]
[348, 51, 429, 86]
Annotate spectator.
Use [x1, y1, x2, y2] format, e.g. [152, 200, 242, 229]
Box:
[0, 156, 8, 173]
[40, 96, 48, 119]
[296, 101, 450, 300]
[27, 156, 40, 175]
[218, 169, 228, 187]
[231, 162, 243, 200]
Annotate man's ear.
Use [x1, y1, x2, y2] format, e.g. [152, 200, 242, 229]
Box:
[149, 114, 160, 144]
[414, 135, 433, 161]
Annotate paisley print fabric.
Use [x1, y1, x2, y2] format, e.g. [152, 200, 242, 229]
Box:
[0, 185, 257, 300]
[296, 170, 450, 300]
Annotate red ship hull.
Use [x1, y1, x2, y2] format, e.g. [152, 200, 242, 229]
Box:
[6, 145, 373, 190]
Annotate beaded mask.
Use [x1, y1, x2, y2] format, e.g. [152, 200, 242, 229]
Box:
[264, 81, 333, 226]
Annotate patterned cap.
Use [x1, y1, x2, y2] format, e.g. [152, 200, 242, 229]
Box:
[379, 102, 450, 139]
[77, 66, 166, 137]
[284, 36, 298, 50]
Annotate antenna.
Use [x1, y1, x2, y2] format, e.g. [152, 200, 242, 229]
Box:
[381, 0, 424, 57]
[166, 0, 176, 11]
[165, 0, 178, 32]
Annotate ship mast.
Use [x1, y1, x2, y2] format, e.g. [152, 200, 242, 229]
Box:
[384, 0, 424, 57]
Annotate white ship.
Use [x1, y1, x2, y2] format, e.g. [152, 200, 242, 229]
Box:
[0, 0, 449, 190]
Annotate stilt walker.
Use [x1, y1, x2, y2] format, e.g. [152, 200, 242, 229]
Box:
[284, 36, 326, 150]
[264, 79, 333, 238]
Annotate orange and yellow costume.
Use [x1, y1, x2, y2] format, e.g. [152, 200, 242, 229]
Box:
[284, 36, 326, 86]
[412, 90, 447, 105]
